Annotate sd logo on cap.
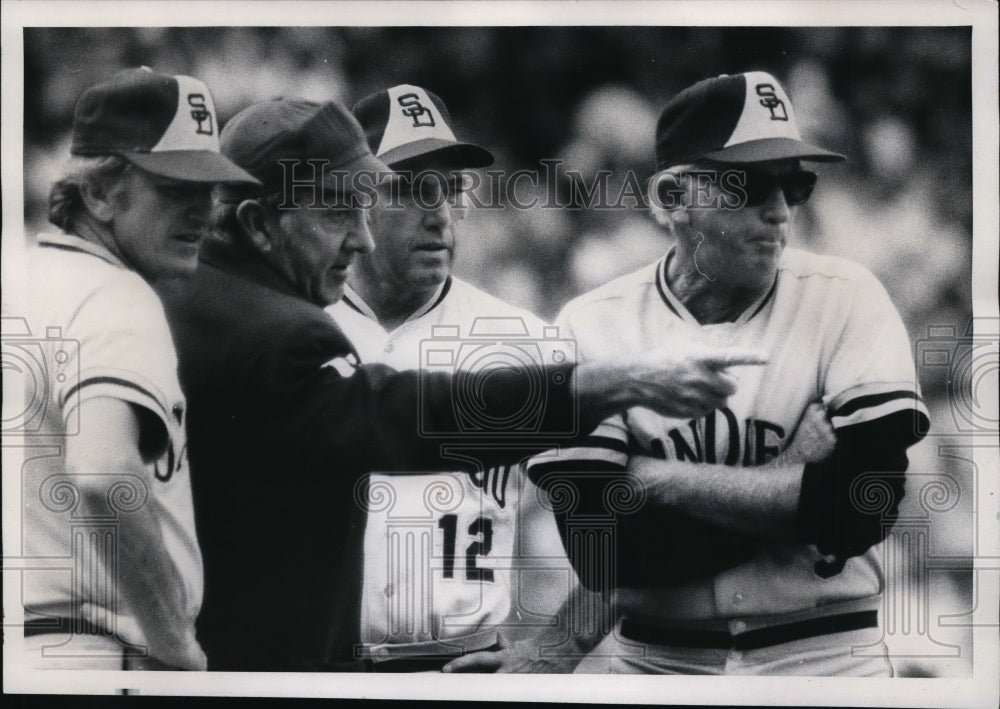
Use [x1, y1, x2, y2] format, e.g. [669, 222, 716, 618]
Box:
[655, 71, 846, 170]
[70, 66, 259, 185]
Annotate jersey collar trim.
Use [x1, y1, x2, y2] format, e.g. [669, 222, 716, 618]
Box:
[37, 231, 126, 268]
[655, 249, 690, 322]
[341, 285, 378, 320]
[341, 277, 453, 328]
[656, 247, 779, 326]
[409, 277, 452, 322]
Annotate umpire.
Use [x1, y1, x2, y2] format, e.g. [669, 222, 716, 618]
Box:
[157, 97, 764, 671]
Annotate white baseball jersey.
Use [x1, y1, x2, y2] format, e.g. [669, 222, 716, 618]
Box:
[328, 277, 558, 649]
[529, 247, 928, 624]
[19, 231, 202, 659]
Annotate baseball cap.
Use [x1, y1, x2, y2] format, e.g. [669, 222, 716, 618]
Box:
[655, 71, 845, 170]
[218, 98, 394, 200]
[71, 67, 260, 185]
[353, 84, 494, 169]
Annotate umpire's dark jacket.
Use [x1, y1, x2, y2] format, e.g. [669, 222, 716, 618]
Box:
[159, 236, 577, 672]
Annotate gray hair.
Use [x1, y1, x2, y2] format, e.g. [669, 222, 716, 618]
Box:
[48, 155, 131, 232]
[208, 191, 286, 247]
[208, 197, 241, 244]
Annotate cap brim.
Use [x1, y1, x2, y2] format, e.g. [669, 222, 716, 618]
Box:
[124, 150, 262, 185]
[377, 138, 495, 169]
[702, 138, 845, 164]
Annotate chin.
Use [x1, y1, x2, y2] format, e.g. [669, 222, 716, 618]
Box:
[145, 259, 199, 283]
[414, 268, 449, 288]
[746, 257, 781, 289]
[318, 284, 346, 307]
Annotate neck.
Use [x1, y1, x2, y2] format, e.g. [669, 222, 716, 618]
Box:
[666, 251, 770, 324]
[70, 212, 140, 273]
[350, 275, 441, 331]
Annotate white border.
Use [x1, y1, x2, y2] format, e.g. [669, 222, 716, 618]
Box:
[3, 1, 998, 706]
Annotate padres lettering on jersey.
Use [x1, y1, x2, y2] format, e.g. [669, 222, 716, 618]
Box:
[329, 278, 554, 646]
[634, 407, 786, 466]
[530, 247, 928, 621]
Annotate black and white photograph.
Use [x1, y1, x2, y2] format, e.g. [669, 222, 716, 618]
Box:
[2, 1, 997, 706]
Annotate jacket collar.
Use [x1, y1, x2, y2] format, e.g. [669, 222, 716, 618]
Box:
[199, 236, 301, 300]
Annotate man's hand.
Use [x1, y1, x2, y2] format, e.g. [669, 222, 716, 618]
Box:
[773, 403, 836, 466]
[442, 633, 578, 674]
[576, 344, 767, 423]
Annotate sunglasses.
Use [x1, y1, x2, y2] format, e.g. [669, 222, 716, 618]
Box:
[734, 168, 817, 207]
[396, 173, 470, 206]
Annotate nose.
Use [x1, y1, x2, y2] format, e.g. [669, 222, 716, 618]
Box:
[759, 185, 790, 225]
[345, 208, 376, 255]
[422, 201, 452, 231]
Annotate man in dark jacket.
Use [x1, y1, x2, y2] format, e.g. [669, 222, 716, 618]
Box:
[158, 97, 764, 671]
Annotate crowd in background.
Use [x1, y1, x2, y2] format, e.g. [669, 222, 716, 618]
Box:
[21, 26, 977, 676]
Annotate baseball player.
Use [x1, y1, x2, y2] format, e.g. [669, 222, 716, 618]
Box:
[17, 67, 258, 670]
[527, 71, 930, 675]
[327, 84, 569, 671]
[158, 95, 764, 671]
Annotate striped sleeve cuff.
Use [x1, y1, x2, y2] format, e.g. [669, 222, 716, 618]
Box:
[527, 420, 629, 476]
[61, 369, 181, 466]
[827, 383, 930, 431]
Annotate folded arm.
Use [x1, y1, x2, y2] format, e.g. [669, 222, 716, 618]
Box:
[629, 405, 929, 558]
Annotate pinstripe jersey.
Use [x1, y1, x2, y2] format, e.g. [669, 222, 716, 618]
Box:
[529, 246, 928, 622]
[20, 231, 202, 650]
[328, 277, 556, 649]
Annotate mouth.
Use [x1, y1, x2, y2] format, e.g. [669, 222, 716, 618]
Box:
[414, 242, 452, 253]
[748, 235, 783, 247]
[328, 262, 352, 278]
[173, 233, 203, 245]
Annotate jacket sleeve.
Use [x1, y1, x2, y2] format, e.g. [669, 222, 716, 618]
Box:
[258, 316, 582, 477]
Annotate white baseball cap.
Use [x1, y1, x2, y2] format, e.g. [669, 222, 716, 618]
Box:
[655, 70, 845, 169]
[71, 67, 260, 185]
[352, 84, 494, 169]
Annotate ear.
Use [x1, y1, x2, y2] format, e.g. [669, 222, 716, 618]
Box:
[235, 199, 275, 254]
[648, 170, 691, 234]
[78, 178, 124, 224]
[649, 198, 690, 231]
[669, 207, 690, 228]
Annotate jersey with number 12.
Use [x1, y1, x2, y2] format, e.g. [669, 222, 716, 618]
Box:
[328, 277, 554, 646]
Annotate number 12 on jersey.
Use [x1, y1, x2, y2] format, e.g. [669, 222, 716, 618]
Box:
[438, 514, 494, 582]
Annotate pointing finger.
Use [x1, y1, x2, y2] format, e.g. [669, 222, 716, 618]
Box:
[698, 347, 769, 370]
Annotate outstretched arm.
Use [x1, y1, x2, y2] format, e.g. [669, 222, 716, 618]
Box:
[265, 317, 767, 477]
